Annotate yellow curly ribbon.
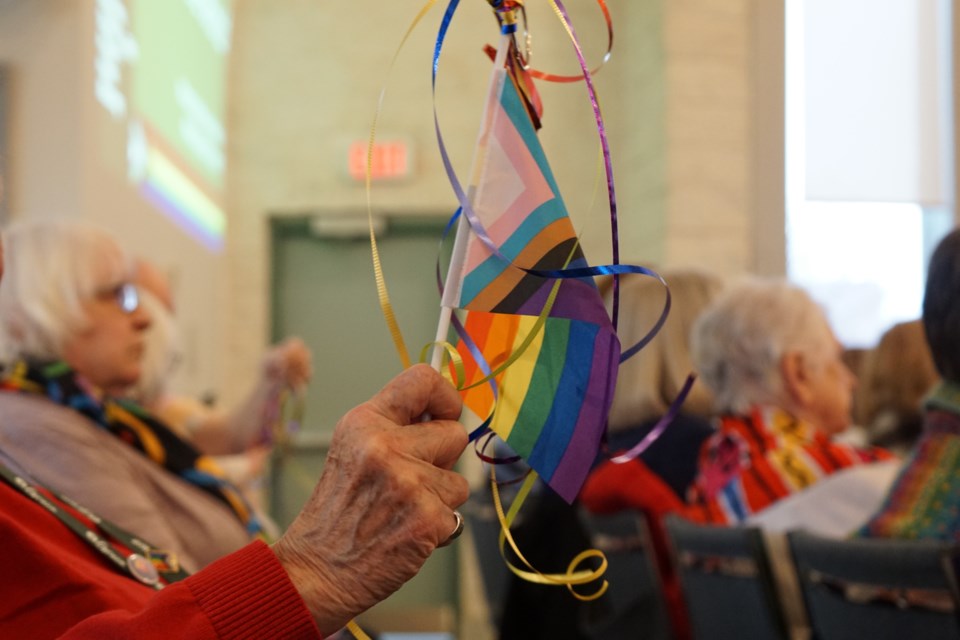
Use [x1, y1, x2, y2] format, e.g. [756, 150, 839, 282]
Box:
[419, 341, 466, 388]
[346, 2, 441, 637]
[491, 465, 608, 601]
[346, 620, 372, 640]
[366, 0, 440, 371]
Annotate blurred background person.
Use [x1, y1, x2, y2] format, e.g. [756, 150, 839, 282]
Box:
[856, 319, 940, 456]
[861, 229, 960, 543]
[601, 269, 724, 497]
[744, 313, 930, 537]
[580, 268, 725, 640]
[0, 363, 470, 638]
[685, 278, 892, 525]
[0, 220, 256, 571]
[131, 258, 312, 534]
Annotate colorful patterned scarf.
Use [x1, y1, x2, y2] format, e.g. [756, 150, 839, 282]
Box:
[859, 382, 960, 542]
[0, 360, 264, 538]
[687, 406, 892, 524]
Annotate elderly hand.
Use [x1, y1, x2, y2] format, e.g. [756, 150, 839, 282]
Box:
[271, 364, 469, 636]
[262, 337, 313, 390]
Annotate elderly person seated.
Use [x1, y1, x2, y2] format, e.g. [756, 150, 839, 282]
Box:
[0, 220, 252, 572]
[860, 229, 960, 542]
[0, 362, 469, 638]
[597, 269, 724, 498]
[579, 269, 725, 640]
[685, 278, 893, 525]
[856, 319, 939, 456]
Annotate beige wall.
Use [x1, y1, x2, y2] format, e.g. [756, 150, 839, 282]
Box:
[0, 0, 783, 404]
[0, 1, 84, 221]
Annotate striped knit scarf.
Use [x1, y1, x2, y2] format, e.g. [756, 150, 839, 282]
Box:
[687, 406, 892, 524]
[858, 382, 960, 542]
[0, 360, 264, 538]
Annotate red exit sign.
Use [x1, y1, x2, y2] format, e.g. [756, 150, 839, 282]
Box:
[347, 140, 412, 181]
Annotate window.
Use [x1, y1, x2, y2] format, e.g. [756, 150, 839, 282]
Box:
[785, 0, 954, 347]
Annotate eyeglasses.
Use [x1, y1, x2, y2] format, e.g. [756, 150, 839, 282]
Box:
[97, 282, 140, 314]
[117, 283, 140, 313]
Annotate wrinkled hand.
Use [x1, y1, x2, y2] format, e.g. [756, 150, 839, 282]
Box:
[272, 365, 469, 636]
[263, 337, 313, 389]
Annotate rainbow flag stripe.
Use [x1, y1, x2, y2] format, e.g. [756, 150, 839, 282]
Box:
[449, 67, 619, 503]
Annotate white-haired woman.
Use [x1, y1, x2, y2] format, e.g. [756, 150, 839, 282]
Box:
[686, 278, 893, 525]
[0, 220, 253, 572]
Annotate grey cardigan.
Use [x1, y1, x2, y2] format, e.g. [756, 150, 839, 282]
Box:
[0, 392, 251, 573]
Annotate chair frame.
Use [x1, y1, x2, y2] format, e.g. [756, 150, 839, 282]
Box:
[787, 530, 960, 640]
[664, 514, 790, 640]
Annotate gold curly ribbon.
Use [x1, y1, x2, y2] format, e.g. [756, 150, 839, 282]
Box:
[357, 0, 614, 634]
[366, 0, 440, 371]
[491, 465, 608, 600]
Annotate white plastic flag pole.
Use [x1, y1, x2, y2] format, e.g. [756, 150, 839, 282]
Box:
[430, 31, 513, 372]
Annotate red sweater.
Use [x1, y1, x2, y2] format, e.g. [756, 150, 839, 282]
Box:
[0, 480, 321, 639]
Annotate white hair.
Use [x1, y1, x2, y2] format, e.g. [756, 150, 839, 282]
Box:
[0, 219, 132, 362]
[128, 289, 182, 405]
[691, 278, 834, 414]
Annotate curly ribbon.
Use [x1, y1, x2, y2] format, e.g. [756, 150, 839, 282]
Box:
[366, 0, 670, 376]
[487, 0, 613, 83]
[425, 0, 652, 602]
[365, 0, 441, 370]
[344, 4, 443, 636]
[346, 620, 371, 640]
[528, 0, 613, 83]
[474, 430, 523, 466]
[432, 1, 667, 358]
[366, 0, 668, 375]
[610, 373, 697, 463]
[358, 0, 684, 618]
[491, 464, 608, 600]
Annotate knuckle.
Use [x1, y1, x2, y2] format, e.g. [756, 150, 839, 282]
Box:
[356, 434, 391, 469]
[393, 470, 421, 497]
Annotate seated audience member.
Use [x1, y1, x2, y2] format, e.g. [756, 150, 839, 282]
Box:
[131, 259, 311, 526]
[685, 279, 892, 524]
[860, 229, 960, 542]
[599, 269, 723, 497]
[0, 362, 470, 638]
[579, 269, 723, 640]
[0, 220, 255, 571]
[746, 458, 901, 537]
[745, 320, 935, 536]
[856, 319, 940, 456]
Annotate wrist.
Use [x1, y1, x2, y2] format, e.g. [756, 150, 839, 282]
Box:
[272, 536, 354, 636]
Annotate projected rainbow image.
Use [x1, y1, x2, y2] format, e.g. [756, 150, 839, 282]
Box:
[96, 0, 231, 251]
